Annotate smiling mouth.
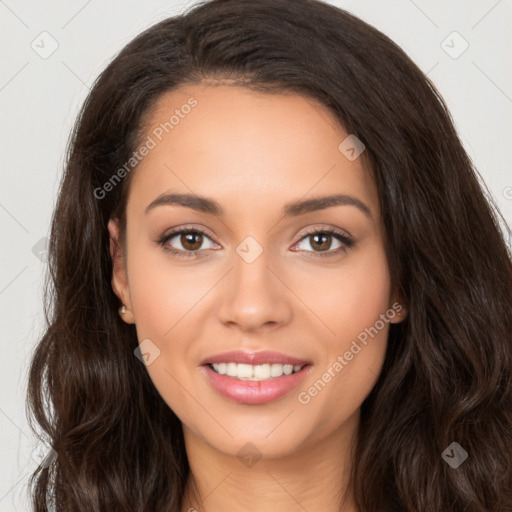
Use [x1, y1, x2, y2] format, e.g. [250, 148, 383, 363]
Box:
[207, 362, 308, 381]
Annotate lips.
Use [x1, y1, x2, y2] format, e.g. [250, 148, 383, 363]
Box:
[200, 363, 312, 404]
[199, 350, 313, 404]
[200, 350, 311, 367]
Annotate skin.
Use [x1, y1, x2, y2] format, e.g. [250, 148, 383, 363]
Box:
[109, 82, 407, 512]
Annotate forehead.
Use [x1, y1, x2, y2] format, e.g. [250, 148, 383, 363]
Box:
[127, 84, 378, 219]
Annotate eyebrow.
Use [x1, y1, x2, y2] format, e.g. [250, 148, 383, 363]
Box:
[145, 192, 373, 218]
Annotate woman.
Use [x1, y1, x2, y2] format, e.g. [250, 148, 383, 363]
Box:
[26, 0, 512, 511]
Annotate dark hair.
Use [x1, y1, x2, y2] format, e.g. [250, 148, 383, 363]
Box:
[26, 0, 512, 510]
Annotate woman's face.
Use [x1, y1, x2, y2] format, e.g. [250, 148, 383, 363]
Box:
[109, 83, 405, 458]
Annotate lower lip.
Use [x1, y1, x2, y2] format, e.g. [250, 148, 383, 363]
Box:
[201, 364, 312, 405]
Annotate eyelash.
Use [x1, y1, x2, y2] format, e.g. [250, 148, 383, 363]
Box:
[156, 226, 354, 259]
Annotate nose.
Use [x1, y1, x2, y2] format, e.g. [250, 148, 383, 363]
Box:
[216, 246, 293, 333]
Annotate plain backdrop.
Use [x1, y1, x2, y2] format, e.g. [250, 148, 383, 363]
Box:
[1, 0, 511, 510]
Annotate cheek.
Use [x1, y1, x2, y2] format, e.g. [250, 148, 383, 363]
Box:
[343, 251, 392, 340]
[335, 246, 392, 375]
[125, 246, 203, 417]
[294, 244, 391, 408]
[127, 243, 213, 339]
[292, 242, 392, 343]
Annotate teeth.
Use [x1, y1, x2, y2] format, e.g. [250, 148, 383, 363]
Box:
[211, 362, 305, 380]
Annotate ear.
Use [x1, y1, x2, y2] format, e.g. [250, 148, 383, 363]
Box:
[108, 218, 135, 324]
[388, 291, 408, 324]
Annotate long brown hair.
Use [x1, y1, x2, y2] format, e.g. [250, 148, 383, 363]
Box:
[26, 0, 512, 510]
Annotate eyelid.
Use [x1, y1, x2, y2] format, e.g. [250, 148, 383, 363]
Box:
[159, 224, 216, 241]
[290, 225, 354, 257]
[157, 226, 220, 251]
[157, 223, 354, 258]
[295, 224, 353, 240]
[159, 223, 352, 243]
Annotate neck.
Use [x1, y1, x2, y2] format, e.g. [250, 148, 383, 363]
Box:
[180, 411, 360, 512]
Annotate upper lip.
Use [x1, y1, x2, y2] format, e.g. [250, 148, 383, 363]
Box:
[200, 350, 311, 366]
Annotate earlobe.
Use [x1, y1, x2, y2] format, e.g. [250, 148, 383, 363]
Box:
[390, 299, 407, 324]
[108, 218, 135, 324]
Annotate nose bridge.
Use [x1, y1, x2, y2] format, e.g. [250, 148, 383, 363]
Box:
[217, 235, 292, 330]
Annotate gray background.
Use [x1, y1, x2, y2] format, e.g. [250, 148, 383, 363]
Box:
[1, 0, 511, 510]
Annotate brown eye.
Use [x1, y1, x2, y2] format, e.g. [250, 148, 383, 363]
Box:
[308, 233, 333, 252]
[158, 228, 219, 258]
[296, 231, 345, 253]
[292, 228, 354, 258]
[179, 232, 204, 251]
